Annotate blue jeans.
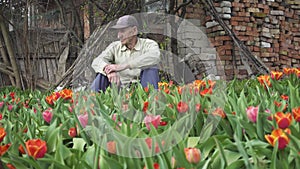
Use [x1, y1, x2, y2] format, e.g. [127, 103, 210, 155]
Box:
[91, 68, 159, 92]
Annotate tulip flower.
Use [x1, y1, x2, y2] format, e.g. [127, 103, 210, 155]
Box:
[257, 75, 271, 88]
[200, 87, 213, 96]
[294, 68, 300, 77]
[0, 114, 2, 120]
[270, 71, 283, 80]
[275, 112, 292, 129]
[7, 104, 13, 111]
[292, 107, 300, 122]
[68, 127, 77, 138]
[0, 127, 6, 142]
[195, 103, 201, 112]
[246, 106, 259, 123]
[143, 101, 149, 113]
[0, 101, 4, 109]
[59, 89, 72, 100]
[283, 67, 294, 75]
[265, 128, 290, 150]
[6, 163, 16, 169]
[144, 114, 161, 130]
[212, 107, 226, 118]
[0, 143, 11, 156]
[25, 139, 47, 159]
[78, 113, 88, 128]
[145, 138, 164, 153]
[177, 101, 189, 113]
[106, 141, 116, 154]
[184, 147, 201, 164]
[42, 108, 53, 123]
[18, 144, 26, 154]
[143, 163, 160, 169]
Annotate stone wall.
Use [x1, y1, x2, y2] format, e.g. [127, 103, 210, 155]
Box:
[203, 0, 300, 79]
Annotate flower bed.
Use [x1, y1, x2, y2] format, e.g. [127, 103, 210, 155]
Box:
[0, 68, 300, 169]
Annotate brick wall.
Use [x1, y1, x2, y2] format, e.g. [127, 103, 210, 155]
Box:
[188, 0, 300, 79]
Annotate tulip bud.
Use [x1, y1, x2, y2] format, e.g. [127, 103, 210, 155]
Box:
[184, 147, 201, 164]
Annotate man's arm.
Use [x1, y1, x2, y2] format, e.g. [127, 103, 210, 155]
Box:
[91, 42, 116, 74]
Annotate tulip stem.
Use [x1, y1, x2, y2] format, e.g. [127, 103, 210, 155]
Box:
[93, 144, 100, 169]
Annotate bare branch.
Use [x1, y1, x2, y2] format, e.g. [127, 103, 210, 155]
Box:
[88, 0, 108, 14]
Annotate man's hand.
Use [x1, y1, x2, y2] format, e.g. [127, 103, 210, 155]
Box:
[104, 64, 129, 74]
[107, 72, 121, 86]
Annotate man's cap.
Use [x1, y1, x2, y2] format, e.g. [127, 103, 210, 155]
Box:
[111, 15, 139, 29]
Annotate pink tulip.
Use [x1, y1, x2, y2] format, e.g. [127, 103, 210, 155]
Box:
[0, 101, 4, 108]
[246, 106, 259, 123]
[78, 113, 88, 128]
[8, 104, 13, 111]
[42, 108, 53, 123]
[144, 114, 161, 130]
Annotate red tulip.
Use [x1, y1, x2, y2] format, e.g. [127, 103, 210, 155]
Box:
[292, 107, 300, 122]
[68, 127, 77, 138]
[144, 114, 161, 130]
[200, 87, 213, 96]
[143, 101, 149, 113]
[184, 147, 201, 164]
[246, 106, 259, 123]
[25, 139, 47, 159]
[6, 163, 16, 169]
[275, 112, 292, 129]
[177, 101, 189, 113]
[143, 162, 160, 169]
[42, 108, 53, 123]
[0, 127, 6, 142]
[19, 144, 26, 154]
[0, 114, 2, 120]
[265, 128, 290, 150]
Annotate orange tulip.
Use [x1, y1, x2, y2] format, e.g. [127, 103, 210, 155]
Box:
[275, 112, 292, 129]
[59, 89, 72, 100]
[283, 68, 294, 75]
[294, 68, 300, 77]
[0, 143, 11, 156]
[257, 75, 271, 88]
[184, 147, 201, 164]
[265, 128, 290, 150]
[212, 107, 226, 118]
[292, 107, 300, 122]
[200, 87, 213, 96]
[25, 139, 47, 159]
[0, 127, 6, 142]
[270, 71, 283, 80]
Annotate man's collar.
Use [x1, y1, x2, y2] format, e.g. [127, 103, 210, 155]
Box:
[121, 38, 141, 52]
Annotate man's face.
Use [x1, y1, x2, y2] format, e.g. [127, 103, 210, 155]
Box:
[117, 26, 136, 45]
